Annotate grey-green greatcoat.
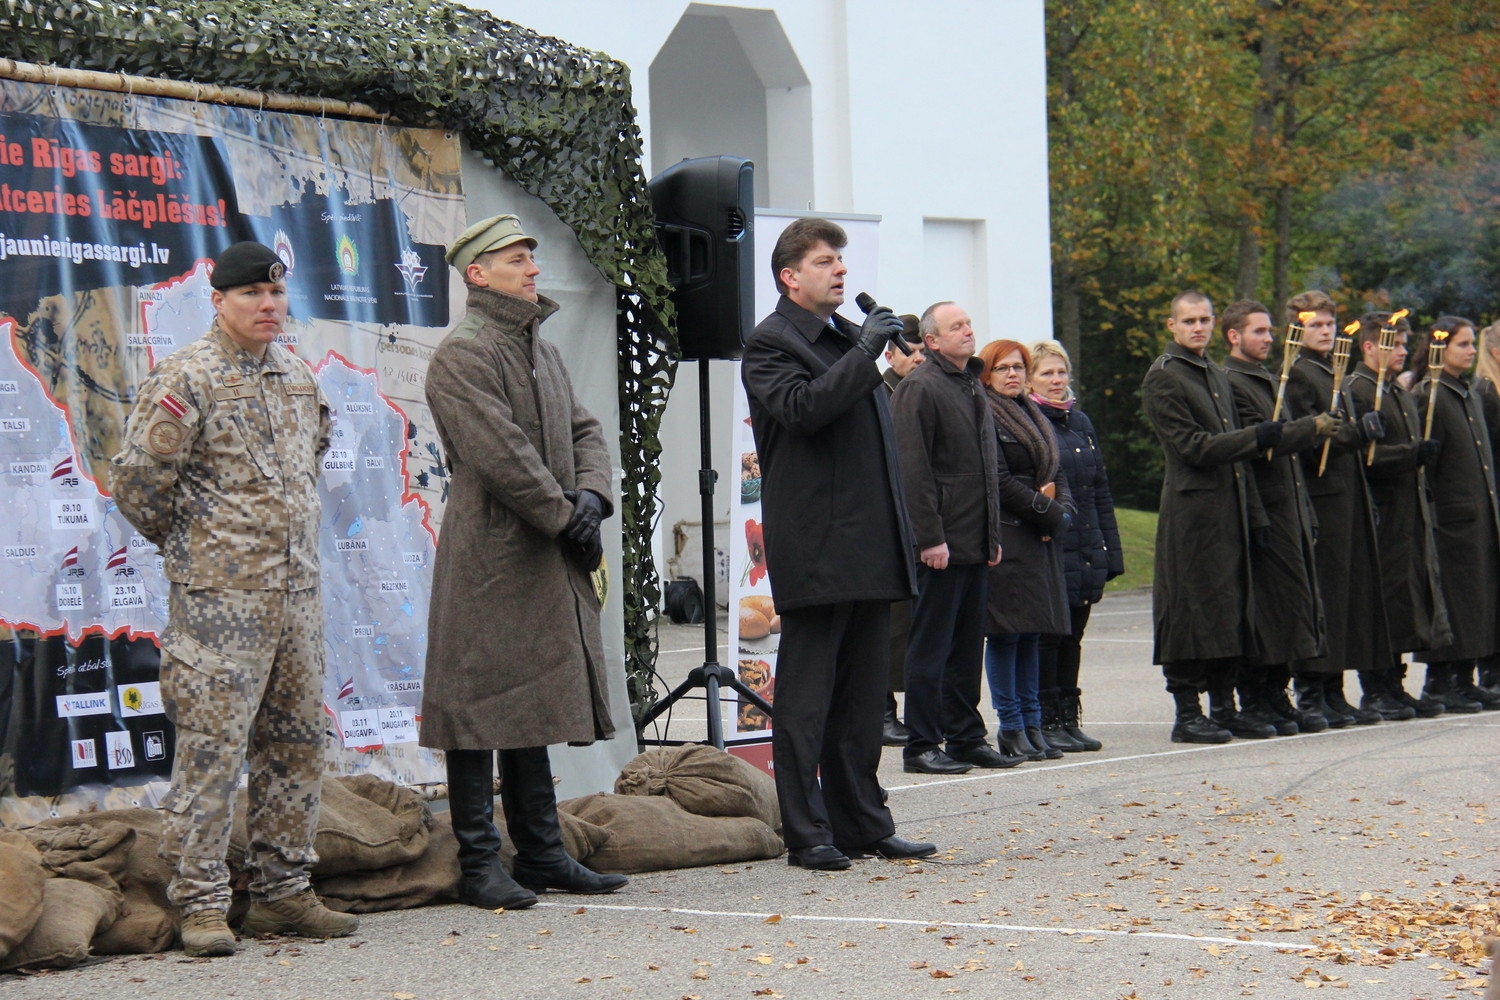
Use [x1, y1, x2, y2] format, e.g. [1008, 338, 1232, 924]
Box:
[1347, 365, 1451, 653]
[420, 288, 615, 751]
[1286, 350, 1393, 675]
[1140, 342, 1264, 664]
[1415, 372, 1500, 663]
[1223, 356, 1326, 665]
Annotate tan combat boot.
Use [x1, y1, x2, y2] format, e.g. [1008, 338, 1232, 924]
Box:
[241, 888, 359, 939]
[180, 908, 237, 957]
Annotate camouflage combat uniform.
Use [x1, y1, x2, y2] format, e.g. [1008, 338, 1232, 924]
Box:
[110, 322, 332, 915]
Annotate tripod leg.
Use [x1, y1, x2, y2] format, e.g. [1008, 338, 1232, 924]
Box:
[703, 671, 725, 749]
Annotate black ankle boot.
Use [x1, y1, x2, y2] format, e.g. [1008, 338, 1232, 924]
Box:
[1452, 662, 1500, 710]
[1210, 684, 1276, 738]
[501, 747, 628, 895]
[1293, 676, 1337, 730]
[1422, 663, 1482, 714]
[1391, 662, 1445, 717]
[1358, 670, 1415, 721]
[1025, 725, 1064, 759]
[1059, 690, 1102, 751]
[445, 749, 538, 910]
[1325, 676, 1380, 725]
[998, 728, 1046, 761]
[1170, 690, 1231, 744]
[1266, 675, 1322, 733]
[1039, 694, 1085, 753]
[1237, 675, 1297, 736]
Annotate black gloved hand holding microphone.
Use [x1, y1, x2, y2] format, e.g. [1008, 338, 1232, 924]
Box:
[853, 292, 911, 359]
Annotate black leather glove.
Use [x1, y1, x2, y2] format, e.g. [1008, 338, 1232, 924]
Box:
[564, 489, 605, 546]
[1417, 437, 1443, 467]
[1254, 420, 1284, 451]
[562, 528, 603, 572]
[1251, 526, 1272, 550]
[1358, 410, 1386, 442]
[854, 305, 904, 359]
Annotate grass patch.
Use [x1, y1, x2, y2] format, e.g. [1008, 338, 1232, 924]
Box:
[1105, 507, 1156, 593]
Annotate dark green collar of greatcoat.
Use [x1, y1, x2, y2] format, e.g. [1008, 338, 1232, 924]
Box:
[1223, 354, 1273, 384]
[1297, 346, 1334, 373]
[1438, 370, 1472, 398]
[1164, 339, 1211, 368]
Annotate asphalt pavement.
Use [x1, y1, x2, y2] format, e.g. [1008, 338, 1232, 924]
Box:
[6, 591, 1496, 1000]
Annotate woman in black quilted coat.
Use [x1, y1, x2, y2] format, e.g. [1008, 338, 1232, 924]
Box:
[1030, 341, 1124, 751]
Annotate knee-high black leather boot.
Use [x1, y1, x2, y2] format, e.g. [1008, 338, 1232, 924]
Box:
[500, 746, 628, 895]
[445, 749, 537, 910]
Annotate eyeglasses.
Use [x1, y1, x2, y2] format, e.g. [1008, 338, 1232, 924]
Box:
[991, 363, 1026, 374]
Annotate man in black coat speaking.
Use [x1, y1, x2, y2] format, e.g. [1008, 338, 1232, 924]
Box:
[741, 218, 935, 871]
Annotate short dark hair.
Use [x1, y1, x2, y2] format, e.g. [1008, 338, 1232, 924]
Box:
[1356, 310, 1412, 350]
[1169, 290, 1212, 319]
[771, 218, 847, 295]
[1219, 299, 1271, 341]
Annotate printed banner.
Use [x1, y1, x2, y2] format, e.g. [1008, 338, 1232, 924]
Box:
[0, 79, 466, 803]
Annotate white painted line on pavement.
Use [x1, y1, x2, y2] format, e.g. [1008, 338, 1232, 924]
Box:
[883, 714, 1474, 791]
[538, 901, 1318, 952]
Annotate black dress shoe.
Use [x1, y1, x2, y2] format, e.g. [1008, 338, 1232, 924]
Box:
[946, 743, 1024, 768]
[787, 845, 851, 871]
[902, 749, 973, 774]
[882, 710, 912, 747]
[840, 834, 937, 860]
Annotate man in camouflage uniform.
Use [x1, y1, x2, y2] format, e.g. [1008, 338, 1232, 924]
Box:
[110, 242, 355, 957]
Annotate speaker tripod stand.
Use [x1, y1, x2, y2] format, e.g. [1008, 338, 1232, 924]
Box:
[637, 359, 772, 749]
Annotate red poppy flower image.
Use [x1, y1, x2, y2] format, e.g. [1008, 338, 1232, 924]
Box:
[745, 518, 767, 586]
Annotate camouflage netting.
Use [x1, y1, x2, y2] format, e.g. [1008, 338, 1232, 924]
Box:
[0, 0, 677, 723]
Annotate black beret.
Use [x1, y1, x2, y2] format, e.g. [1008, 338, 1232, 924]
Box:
[211, 241, 287, 290]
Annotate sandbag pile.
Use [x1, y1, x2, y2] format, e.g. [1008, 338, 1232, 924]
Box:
[0, 746, 783, 969]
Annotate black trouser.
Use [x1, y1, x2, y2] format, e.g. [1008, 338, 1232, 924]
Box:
[1038, 603, 1093, 698]
[1162, 657, 1240, 695]
[903, 563, 989, 757]
[772, 601, 896, 851]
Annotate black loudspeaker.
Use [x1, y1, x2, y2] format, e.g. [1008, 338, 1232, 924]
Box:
[648, 155, 755, 360]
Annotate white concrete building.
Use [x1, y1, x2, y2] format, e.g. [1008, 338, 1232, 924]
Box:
[468, 0, 1053, 593]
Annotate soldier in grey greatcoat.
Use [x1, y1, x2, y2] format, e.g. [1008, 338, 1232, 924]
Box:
[421, 214, 626, 910]
[1141, 291, 1281, 743]
[111, 241, 356, 957]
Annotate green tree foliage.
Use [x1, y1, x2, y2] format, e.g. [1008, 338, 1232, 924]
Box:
[1047, 0, 1500, 510]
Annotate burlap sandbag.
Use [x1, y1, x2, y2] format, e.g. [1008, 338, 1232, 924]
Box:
[614, 746, 781, 834]
[92, 880, 174, 956]
[316, 813, 461, 913]
[315, 805, 611, 913]
[561, 792, 782, 874]
[230, 774, 432, 876]
[0, 831, 47, 962]
[22, 820, 135, 890]
[0, 878, 121, 971]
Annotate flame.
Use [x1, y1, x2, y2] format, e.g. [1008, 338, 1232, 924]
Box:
[1432, 329, 1450, 342]
[1343, 321, 1360, 335]
[1389, 308, 1409, 323]
[1297, 311, 1317, 323]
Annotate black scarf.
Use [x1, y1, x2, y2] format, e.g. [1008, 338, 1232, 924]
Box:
[986, 387, 1059, 485]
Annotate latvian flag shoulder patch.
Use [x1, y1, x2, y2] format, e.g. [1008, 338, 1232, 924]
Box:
[157, 393, 189, 420]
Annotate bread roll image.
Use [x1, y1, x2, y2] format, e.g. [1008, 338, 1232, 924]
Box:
[741, 595, 776, 619]
[739, 603, 772, 639]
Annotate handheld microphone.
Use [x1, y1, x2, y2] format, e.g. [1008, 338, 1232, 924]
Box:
[855, 292, 912, 356]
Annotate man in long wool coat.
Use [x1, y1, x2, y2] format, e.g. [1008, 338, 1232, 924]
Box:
[741, 217, 933, 871]
[421, 214, 627, 910]
[1141, 291, 1282, 743]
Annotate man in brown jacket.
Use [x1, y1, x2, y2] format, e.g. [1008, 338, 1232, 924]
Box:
[421, 214, 627, 910]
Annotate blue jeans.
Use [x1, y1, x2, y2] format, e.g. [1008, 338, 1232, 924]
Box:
[985, 633, 1041, 731]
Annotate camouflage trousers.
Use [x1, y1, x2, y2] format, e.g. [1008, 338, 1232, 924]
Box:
[158, 584, 326, 914]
